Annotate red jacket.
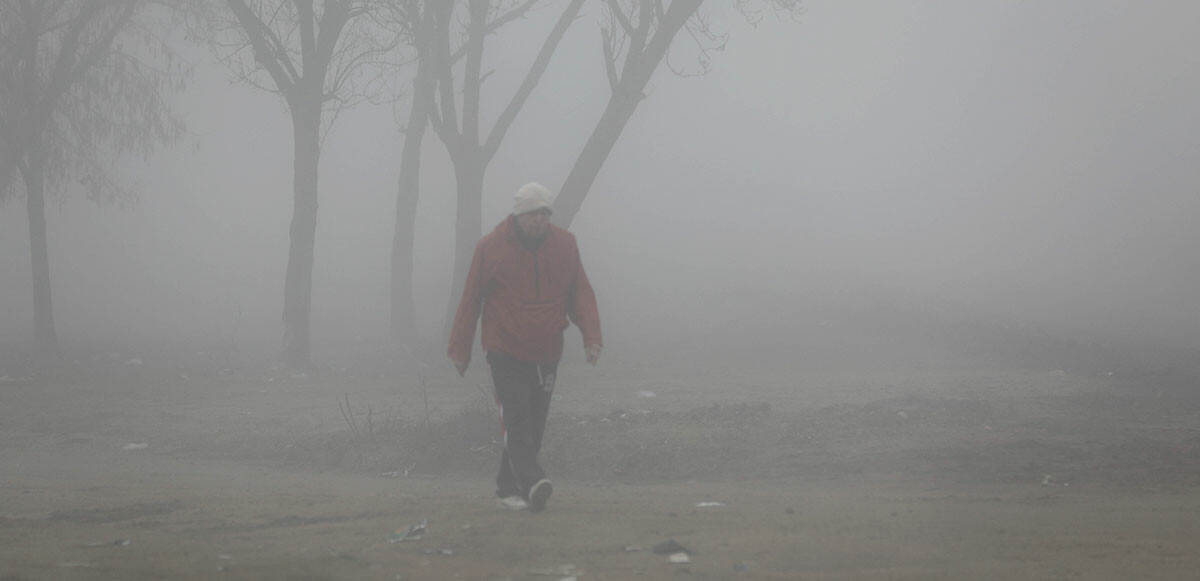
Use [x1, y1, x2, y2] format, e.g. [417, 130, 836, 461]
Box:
[448, 217, 602, 365]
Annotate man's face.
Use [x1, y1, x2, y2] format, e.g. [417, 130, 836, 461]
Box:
[516, 208, 551, 239]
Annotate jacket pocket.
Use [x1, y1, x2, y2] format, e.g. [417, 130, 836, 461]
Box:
[511, 299, 568, 340]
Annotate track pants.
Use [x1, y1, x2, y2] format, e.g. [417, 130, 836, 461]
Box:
[486, 351, 558, 499]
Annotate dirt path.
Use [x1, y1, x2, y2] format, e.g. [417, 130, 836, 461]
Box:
[2, 340, 1199, 579]
[3, 444, 1200, 580]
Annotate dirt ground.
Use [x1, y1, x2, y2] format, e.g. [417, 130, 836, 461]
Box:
[2, 326, 1200, 580]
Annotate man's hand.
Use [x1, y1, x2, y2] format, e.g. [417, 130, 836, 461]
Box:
[585, 344, 602, 366]
[451, 358, 468, 377]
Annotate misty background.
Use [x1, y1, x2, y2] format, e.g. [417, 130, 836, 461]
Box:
[2, 0, 1198, 369]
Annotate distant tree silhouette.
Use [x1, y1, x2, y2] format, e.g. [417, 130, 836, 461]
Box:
[380, 0, 432, 346]
[212, 0, 399, 367]
[0, 0, 188, 360]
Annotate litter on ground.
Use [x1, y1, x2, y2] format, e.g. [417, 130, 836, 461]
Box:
[529, 564, 584, 577]
[387, 519, 428, 543]
[652, 539, 691, 555]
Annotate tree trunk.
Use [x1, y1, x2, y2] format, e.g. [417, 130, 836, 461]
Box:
[442, 157, 485, 343]
[20, 151, 58, 359]
[389, 144, 420, 346]
[553, 93, 641, 229]
[390, 57, 434, 345]
[281, 98, 321, 368]
[0, 135, 15, 197]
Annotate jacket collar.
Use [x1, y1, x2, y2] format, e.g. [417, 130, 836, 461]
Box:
[498, 215, 555, 248]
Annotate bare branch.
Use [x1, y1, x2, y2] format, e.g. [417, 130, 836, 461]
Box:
[632, 0, 652, 51]
[460, 0, 486, 144]
[635, 0, 700, 80]
[605, 0, 634, 36]
[482, 0, 584, 160]
[600, 27, 619, 91]
[226, 0, 298, 93]
[429, 0, 460, 156]
[444, 0, 543, 63]
[666, 9, 725, 77]
[260, 12, 302, 81]
[736, 0, 803, 26]
[487, 0, 539, 34]
[296, 0, 317, 79]
[314, 0, 351, 76]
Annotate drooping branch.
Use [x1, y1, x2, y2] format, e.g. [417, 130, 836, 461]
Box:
[16, 1, 41, 124]
[1, 0, 190, 358]
[67, 3, 139, 92]
[39, 2, 106, 123]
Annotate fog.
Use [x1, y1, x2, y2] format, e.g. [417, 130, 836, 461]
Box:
[3, 0, 1199, 365]
[4, 3, 1200, 575]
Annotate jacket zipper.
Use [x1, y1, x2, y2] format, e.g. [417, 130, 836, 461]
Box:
[533, 249, 540, 298]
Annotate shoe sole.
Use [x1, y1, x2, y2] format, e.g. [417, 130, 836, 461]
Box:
[497, 497, 528, 511]
[529, 480, 552, 513]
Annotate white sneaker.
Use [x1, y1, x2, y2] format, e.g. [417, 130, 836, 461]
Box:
[528, 479, 552, 513]
[497, 496, 528, 511]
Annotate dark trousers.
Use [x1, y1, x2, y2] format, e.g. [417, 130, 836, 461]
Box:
[486, 351, 558, 499]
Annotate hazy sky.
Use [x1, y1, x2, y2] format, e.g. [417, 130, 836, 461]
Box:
[2, 0, 1197, 355]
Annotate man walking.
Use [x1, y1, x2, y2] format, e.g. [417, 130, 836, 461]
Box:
[448, 182, 602, 513]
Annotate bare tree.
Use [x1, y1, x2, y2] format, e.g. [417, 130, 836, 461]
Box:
[381, 0, 432, 346]
[387, 0, 576, 346]
[212, 0, 398, 367]
[427, 0, 586, 339]
[552, 0, 801, 227]
[0, 0, 187, 359]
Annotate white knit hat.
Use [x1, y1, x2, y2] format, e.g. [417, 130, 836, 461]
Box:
[513, 182, 554, 215]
